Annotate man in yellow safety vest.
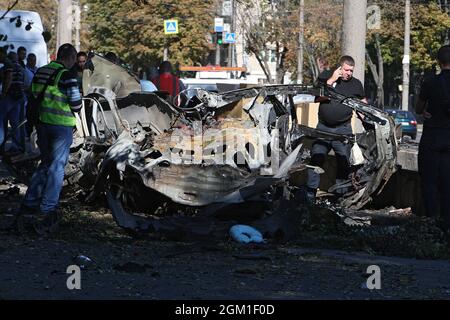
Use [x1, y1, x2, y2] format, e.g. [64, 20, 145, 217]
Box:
[20, 43, 82, 235]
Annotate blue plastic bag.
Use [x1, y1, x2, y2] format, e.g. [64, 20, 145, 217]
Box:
[229, 224, 265, 244]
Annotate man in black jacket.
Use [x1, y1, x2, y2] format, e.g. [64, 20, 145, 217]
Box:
[415, 45, 450, 232]
[305, 55, 367, 202]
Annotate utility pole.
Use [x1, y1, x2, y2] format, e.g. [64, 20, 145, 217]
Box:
[342, 0, 367, 84]
[56, 0, 73, 50]
[163, 46, 168, 61]
[402, 0, 410, 111]
[297, 0, 304, 84]
[227, 0, 234, 67]
[232, 0, 236, 68]
[215, 44, 221, 65]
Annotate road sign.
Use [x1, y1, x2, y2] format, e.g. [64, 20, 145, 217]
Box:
[214, 17, 224, 32]
[164, 20, 178, 34]
[222, 0, 233, 16]
[224, 33, 236, 44]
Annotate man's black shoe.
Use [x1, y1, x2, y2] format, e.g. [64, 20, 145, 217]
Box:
[8, 205, 38, 233]
[3, 149, 23, 157]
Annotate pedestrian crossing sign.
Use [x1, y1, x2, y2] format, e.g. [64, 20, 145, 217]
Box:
[224, 33, 236, 44]
[164, 20, 178, 34]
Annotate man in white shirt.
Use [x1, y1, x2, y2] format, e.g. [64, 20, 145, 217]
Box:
[24, 53, 38, 88]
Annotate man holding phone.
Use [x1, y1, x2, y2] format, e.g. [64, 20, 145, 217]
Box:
[305, 55, 367, 203]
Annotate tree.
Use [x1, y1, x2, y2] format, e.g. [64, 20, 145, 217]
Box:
[365, 1, 450, 107]
[411, 2, 450, 71]
[238, 0, 343, 84]
[82, 0, 216, 68]
[236, 0, 273, 82]
[237, 0, 299, 84]
[300, 0, 343, 83]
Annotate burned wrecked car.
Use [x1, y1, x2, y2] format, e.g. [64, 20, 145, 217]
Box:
[61, 55, 397, 235]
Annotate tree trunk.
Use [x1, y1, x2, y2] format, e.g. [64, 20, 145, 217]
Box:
[366, 35, 385, 108]
[375, 34, 384, 108]
[304, 43, 319, 83]
[275, 43, 287, 84]
[366, 51, 378, 84]
[246, 32, 273, 83]
[251, 48, 273, 83]
[366, 50, 379, 105]
[342, 0, 367, 83]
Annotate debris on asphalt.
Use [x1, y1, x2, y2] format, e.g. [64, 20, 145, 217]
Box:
[73, 254, 93, 269]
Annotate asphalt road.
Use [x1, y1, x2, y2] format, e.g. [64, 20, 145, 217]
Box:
[0, 231, 449, 300]
[1, 126, 450, 301]
[415, 124, 423, 143]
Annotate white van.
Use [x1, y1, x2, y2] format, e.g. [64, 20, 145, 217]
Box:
[0, 10, 48, 67]
[181, 67, 259, 99]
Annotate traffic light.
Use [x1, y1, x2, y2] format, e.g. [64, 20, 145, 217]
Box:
[216, 32, 223, 45]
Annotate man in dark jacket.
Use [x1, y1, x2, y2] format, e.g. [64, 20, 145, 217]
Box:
[305, 55, 367, 202]
[416, 45, 450, 232]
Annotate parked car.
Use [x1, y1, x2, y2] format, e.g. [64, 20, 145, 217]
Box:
[385, 109, 417, 140]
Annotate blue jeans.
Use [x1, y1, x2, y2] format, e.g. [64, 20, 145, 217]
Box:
[0, 95, 26, 151]
[418, 127, 450, 229]
[306, 121, 352, 191]
[23, 123, 73, 213]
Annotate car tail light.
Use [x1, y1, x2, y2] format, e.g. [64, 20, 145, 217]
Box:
[410, 120, 417, 126]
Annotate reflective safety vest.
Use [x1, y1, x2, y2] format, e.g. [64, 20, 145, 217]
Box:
[31, 61, 76, 127]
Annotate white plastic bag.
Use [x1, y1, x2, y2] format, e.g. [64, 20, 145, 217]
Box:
[350, 140, 365, 166]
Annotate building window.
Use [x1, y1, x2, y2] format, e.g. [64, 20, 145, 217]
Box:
[267, 49, 276, 63]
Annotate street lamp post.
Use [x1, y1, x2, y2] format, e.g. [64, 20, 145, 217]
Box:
[402, 0, 411, 111]
[297, 0, 304, 84]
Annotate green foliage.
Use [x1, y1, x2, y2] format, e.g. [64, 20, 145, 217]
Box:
[236, 0, 450, 86]
[411, 3, 450, 71]
[367, 1, 450, 72]
[239, 0, 343, 83]
[82, 0, 216, 68]
[299, 0, 343, 81]
[3, 0, 447, 82]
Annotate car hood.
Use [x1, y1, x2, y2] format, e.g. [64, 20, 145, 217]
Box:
[82, 54, 141, 98]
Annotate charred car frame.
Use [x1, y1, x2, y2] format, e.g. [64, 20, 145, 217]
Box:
[43, 56, 398, 235]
